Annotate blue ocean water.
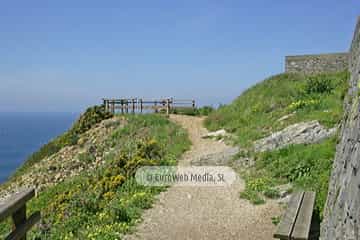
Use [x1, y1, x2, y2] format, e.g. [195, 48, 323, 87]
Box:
[0, 112, 78, 184]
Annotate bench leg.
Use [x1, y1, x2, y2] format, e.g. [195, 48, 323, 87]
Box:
[12, 205, 27, 240]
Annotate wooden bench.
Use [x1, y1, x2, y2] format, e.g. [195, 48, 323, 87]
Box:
[274, 191, 316, 240]
[0, 188, 40, 240]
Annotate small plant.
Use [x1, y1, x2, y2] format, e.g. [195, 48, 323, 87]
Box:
[305, 74, 334, 94]
[263, 188, 280, 199]
[287, 99, 320, 111]
[271, 216, 281, 225]
[197, 106, 214, 116]
[246, 177, 272, 192]
[78, 152, 95, 163]
[240, 189, 265, 205]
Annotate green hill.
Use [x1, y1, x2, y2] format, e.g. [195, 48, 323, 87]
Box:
[205, 71, 349, 218]
[0, 110, 190, 239]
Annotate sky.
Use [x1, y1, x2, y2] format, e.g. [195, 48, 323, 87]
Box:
[0, 1, 359, 112]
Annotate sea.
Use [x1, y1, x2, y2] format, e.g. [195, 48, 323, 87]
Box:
[0, 112, 78, 184]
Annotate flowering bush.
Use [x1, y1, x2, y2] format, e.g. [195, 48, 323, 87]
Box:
[0, 114, 190, 240]
[287, 99, 320, 111]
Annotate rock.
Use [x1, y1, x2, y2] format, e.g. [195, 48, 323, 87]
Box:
[103, 118, 123, 128]
[54, 173, 62, 181]
[277, 194, 291, 204]
[77, 137, 87, 146]
[277, 113, 295, 122]
[202, 129, 228, 139]
[231, 157, 255, 169]
[254, 121, 337, 152]
[274, 183, 293, 198]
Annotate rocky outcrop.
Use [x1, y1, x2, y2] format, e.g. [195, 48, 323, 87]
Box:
[0, 117, 125, 201]
[254, 120, 337, 152]
[202, 129, 229, 139]
[321, 17, 360, 240]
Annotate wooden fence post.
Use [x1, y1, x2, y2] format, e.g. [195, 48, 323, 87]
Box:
[12, 205, 27, 240]
[110, 100, 113, 114]
[121, 100, 124, 114]
[0, 188, 41, 240]
[132, 99, 135, 113]
[166, 99, 170, 115]
[102, 99, 106, 112]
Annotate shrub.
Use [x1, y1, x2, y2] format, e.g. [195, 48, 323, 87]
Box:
[78, 152, 95, 163]
[246, 177, 272, 192]
[263, 188, 280, 199]
[287, 99, 321, 111]
[197, 106, 214, 116]
[72, 105, 113, 135]
[305, 74, 334, 94]
[240, 189, 265, 205]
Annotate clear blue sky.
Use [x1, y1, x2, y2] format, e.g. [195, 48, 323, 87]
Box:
[0, 1, 358, 112]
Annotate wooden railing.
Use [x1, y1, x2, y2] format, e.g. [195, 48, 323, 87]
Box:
[102, 98, 196, 115]
[0, 188, 40, 240]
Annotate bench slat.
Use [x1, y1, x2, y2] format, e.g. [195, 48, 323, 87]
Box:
[0, 189, 35, 222]
[5, 211, 41, 240]
[274, 191, 305, 239]
[291, 191, 316, 240]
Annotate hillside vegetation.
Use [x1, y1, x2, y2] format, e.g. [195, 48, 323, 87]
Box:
[205, 71, 349, 218]
[11, 106, 113, 180]
[0, 112, 190, 239]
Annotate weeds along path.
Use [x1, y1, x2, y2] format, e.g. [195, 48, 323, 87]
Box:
[123, 115, 281, 240]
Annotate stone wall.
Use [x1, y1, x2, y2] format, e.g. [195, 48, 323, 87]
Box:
[285, 52, 349, 74]
[320, 17, 360, 240]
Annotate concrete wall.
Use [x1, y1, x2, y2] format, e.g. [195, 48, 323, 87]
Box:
[285, 52, 349, 74]
[320, 17, 360, 240]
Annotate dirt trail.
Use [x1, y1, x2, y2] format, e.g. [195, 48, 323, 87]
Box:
[124, 115, 281, 240]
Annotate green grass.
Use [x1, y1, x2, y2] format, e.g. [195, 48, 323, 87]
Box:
[205, 72, 348, 147]
[170, 106, 214, 116]
[246, 137, 337, 218]
[205, 71, 349, 219]
[0, 114, 190, 239]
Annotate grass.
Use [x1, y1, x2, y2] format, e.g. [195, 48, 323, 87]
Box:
[205, 71, 349, 219]
[171, 106, 214, 116]
[243, 137, 336, 218]
[0, 114, 190, 239]
[205, 72, 348, 147]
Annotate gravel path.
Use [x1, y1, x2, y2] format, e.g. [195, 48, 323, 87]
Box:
[123, 115, 282, 240]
